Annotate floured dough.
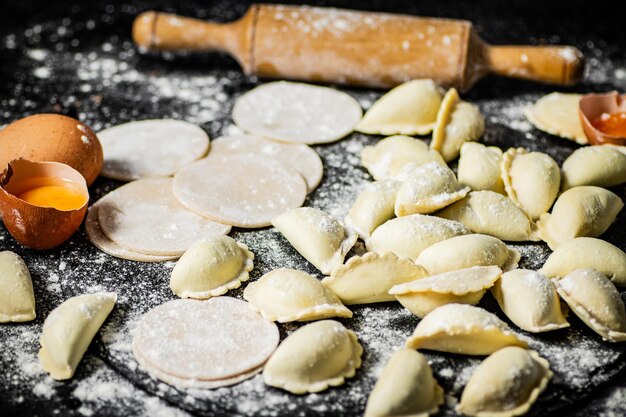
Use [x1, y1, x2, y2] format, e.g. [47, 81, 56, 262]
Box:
[322, 252, 428, 305]
[232, 81, 362, 144]
[525, 92, 587, 144]
[561, 145, 626, 190]
[0, 251, 36, 322]
[173, 154, 307, 228]
[98, 119, 210, 181]
[458, 142, 505, 194]
[170, 236, 254, 299]
[263, 320, 362, 394]
[244, 268, 352, 322]
[356, 79, 443, 135]
[344, 180, 400, 240]
[98, 178, 231, 256]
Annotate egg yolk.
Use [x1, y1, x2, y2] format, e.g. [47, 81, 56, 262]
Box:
[17, 179, 86, 211]
[591, 112, 626, 137]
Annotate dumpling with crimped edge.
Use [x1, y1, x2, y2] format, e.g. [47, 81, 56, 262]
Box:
[537, 186, 623, 250]
[416, 234, 520, 275]
[492, 269, 569, 333]
[170, 236, 254, 299]
[263, 320, 362, 394]
[430, 88, 485, 162]
[39, 292, 117, 380]
[458, 142, 505, 194]
[457, 347, 552, 417]
[356, 79, 443, 136]
[243, 268, 352, 322]
[361, 135, 446, 181]
[437, 191, 539, 242]
[540, 237, 626, 287]
[322, 252, 428, 305]
[364, 349, 444, 417]
[561, 145, 626, 190]
[553, 269, 626, 342]
[390, 266, 502, 318]
[0, 251, 36, 323]
[344, 180, 400, 240]
[501, 148, 561, 220]
[525, 92, 587, 144]
[394, 162, 470, 216]
[366, 214, 470, 262]
[272, 207, 357, 275]
[405, 304, 527, 355]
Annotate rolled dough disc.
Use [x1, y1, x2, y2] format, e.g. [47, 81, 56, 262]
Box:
[98, 119, 210, 181]
[232, 81, 362, 144]
[132, 297, 279, 384]
[98, 177, 231, 256]
[209, 134, 323, 193]
[173, 154, 307, 228]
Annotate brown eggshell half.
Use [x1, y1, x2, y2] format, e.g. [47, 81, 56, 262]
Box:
[0, 159, 89, 250]
[579, 91, 626, 145]
[0, 114, 103, 185]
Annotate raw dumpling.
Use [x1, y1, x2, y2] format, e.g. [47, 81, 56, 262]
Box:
[272, 207, 357, 275]
[344, 180, 400, 240]
[405, 304, 527, 355]
[525, 92, 587, 144]
[356, 79, 443, 135]
[502, 148, 560, 220]
[561, 145, 626, 190]
[457, 347, 552, 417]
[540, 237, 626, 286]
[322, 252, 428, 305]
[170, 236, 254, 299]
[390, 266, 502, 318]
[553, 269, 626, 342]
[366, 214, 470, 261]
[537, 186, 623, 250]
[364, 349, 443, 417]
[437, 191, 539, 242]
[39, 292, 117, 380]
[0, 251, 35, 322]
[492, 269, 569, 333]
[430, 88, 485, 162]
[394, 162, 470, 216]
[263, 320, 362, 394]
[243, 268, 352, 322]
[361, 135, 446, 181]
[458, 142, 505, 194]
[416, 234, 520, 275]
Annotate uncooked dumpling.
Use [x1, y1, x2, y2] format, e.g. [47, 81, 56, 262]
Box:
[540, 237, 626, 286]
[364, 349, 443, 417]
[356, 79, 443, 135]
[344, 180, 400, 240]
[390, 266, 501, 318]
[322, 252, 428, 305]
[561, 145, 626, 190]
[416, 234, 520, 275]
[366, 214, 470, 261]
[502, 148, 560, 220]
[405, 304, 527, 355]
[244, 268, 352, 322]
[457, 347, 552, 417]
[537, 186, 623, 250]
[170, 236, 254, 299]
[263, 320, 362, 394]
[458, 142, 505, 194]
[437, 191, 539, 242]
[525, 92, 587, 144]
[272, 207, 357, 274]
[361, 135, 446, 181]
[0, 251, 35, 322]
[39, 292, 117, 380]
[553, 269, 626, 342]
[394, 162, 470, 216]
[492, 269, 569, 333]
[430, 88, 485, 162]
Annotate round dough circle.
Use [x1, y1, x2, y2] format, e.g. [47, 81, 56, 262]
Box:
[133, 297, 279, 383]
[173, 154, 307, 228]
[232, 81, 362, 144]
[98, 119, 210, 180]
[98, 177, 231, 256]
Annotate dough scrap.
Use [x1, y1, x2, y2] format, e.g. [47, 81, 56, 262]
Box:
[561, 145, 626, 190]
[0, 251, 36, 322]
[232, 81, 362, 144]
[344, 180, 400, 240]
[525, 92, 587, 144]
[458, 142, 505, 194]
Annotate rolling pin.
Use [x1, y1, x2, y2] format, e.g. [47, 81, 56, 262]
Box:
[132, 4, 584, 91]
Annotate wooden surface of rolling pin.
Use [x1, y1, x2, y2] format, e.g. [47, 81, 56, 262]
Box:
[132, 4, 584, 91]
